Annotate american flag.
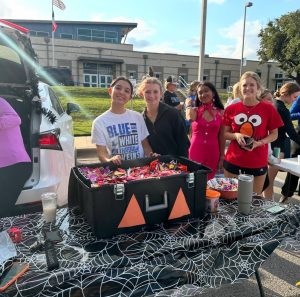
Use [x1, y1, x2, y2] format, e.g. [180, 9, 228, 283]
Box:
[52, 0, 66, 10]
[52, 20, 58, 32]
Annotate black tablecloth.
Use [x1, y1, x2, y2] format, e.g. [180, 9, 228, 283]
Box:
[0, 199, 300, 297]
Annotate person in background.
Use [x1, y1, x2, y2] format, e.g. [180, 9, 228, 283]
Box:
[225, 82, 241, 107]
[222, 71, 283, 195]
[185, 80, 200, 108]
[260, 89, 273, 103]
[186, 81, 225, 180]
[163, 76, 184, 111]
[185, 80, 200, 135]
[0, 97, 31, 218]
[91, 76, 154, 165]
[139, 77, 190, 157]
[262, 83, 300, 200]
[275, 94, 300, 203]
[259, 89, 281, 166]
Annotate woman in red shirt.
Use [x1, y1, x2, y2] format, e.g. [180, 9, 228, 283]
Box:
[222, 71, 283, 195]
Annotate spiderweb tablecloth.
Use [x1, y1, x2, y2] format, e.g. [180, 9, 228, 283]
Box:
[0, 199, 299, 297]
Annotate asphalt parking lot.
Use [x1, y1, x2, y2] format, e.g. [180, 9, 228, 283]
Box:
[75, 137, 300, 297]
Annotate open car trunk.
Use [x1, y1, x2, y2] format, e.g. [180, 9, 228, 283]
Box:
[0, 27, 41, 193]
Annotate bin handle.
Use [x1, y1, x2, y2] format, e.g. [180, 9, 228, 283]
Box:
[145, 191, 168, 212]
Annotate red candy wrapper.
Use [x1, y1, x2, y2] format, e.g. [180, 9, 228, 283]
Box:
[8, 227, 22, 243]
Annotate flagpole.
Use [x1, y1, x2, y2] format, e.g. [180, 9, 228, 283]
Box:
[52, 3, 55, 67]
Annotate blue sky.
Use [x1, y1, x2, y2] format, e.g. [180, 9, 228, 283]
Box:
[1, 0, 299, 60]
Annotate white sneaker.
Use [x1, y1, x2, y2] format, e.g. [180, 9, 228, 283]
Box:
[268, 155, 281, 165]
[279, 196, 289, 203]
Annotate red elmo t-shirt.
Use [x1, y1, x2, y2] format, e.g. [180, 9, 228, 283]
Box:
[222, 101, 283, 168]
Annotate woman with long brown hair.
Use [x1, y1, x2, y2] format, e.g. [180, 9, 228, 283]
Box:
[186, 81, 225, 180]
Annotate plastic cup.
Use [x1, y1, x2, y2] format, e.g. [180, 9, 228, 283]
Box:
[41, 192, 57, 223]
[273, 147, 281, 158]
[205, 189, 221, 213]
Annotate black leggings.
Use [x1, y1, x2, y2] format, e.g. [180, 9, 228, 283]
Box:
[0, 162, 31, 218]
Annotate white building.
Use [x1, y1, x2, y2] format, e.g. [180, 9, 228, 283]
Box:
[10, 19, 289, 92]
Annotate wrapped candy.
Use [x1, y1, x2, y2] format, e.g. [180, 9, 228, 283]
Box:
[79, 159, 189, 188]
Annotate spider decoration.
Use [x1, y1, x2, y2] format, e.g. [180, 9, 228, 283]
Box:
[41, 107, 57, 124]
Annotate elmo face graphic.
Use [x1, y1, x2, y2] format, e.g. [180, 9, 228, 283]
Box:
[234, 113, 262, 137]
[234, 113, 262, 149]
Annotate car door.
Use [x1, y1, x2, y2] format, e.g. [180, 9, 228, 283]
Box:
[39, 83, 75, 206]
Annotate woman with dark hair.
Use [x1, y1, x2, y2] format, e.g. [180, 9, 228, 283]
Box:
[186, 81, 225, 180]
[91, 76, 153, 165]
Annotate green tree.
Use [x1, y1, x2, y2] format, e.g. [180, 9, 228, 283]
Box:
[257, 9, 300, 84]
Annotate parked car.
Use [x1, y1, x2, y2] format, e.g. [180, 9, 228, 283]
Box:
[0, 25, 79, 213]
[40, 67, 75, 86]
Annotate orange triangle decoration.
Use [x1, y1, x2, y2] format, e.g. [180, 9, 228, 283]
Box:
[168, 188, 191, 220]
[118, 194, 146, 228]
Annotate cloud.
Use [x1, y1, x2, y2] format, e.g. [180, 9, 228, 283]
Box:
[0, 0, 48, 19]
[210, 19, 262, 60]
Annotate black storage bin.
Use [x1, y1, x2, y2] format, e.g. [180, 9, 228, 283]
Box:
[68, 155, 211, 238]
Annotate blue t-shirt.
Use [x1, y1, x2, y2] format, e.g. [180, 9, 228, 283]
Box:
[290, 95, 300, 127]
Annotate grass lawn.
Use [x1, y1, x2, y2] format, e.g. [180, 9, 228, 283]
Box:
[53, 86, 146, 136]
[53, 86, 228, 136]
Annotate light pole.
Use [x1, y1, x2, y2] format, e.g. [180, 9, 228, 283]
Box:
[240, 2, 253, 77]
[198, 0, 207, 81]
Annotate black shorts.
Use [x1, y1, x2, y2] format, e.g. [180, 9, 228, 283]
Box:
[223, 160, 267, 176]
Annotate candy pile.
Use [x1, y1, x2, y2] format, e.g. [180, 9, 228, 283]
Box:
[79, 159, 189, 188]
[207, 177, 238, 191]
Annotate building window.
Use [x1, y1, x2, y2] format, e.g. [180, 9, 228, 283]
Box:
[78, 28, 118, 43]
[203, 69, 210, 81]
[83, 63, 97, 74]
[275, 73, 283, 79]
[221, 75, 230, 89]
[275, 81, 283, 90]
[128, 71, 136, 79]
[31, 31, 49, 37]
[61, 33, 73, 39]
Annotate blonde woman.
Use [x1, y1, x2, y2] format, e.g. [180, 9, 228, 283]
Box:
[264, 82, 300, 200]
[222, 71, 283, 195]
[225, 82, 241, 107]
[138, 77, 190, 157]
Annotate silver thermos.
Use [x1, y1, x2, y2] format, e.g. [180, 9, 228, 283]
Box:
[237, 174, 254, 215]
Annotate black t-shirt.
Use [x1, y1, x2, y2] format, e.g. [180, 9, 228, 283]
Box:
[163, 90, 180, 107]
[272, 99, 300, 151]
